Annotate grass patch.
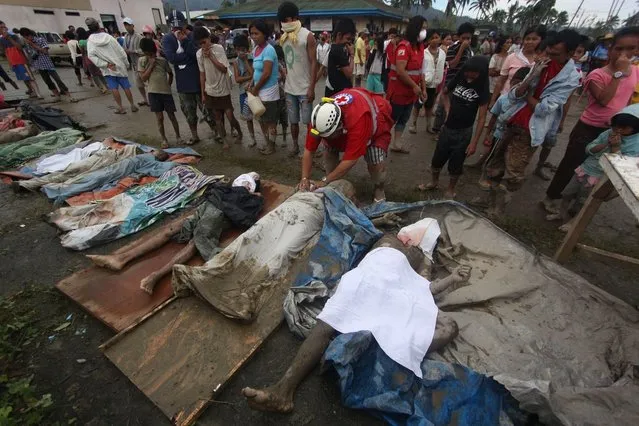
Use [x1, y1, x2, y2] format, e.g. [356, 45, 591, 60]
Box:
[0, 287, 58, 425]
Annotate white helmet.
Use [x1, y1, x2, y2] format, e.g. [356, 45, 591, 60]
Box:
[311, 102, 342, 137]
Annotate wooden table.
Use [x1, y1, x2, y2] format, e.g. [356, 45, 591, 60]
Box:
[554, 153, 639, 263]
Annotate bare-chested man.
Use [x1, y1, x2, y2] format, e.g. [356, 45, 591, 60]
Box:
[241, 232, 471, 413]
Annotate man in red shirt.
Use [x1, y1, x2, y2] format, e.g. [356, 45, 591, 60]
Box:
[485, 29, 582, 216]
[298, 88, 394, 202]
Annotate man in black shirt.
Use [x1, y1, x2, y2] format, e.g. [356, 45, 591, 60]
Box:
[433, 22, 475, 132]
[325, 19, 356, 97]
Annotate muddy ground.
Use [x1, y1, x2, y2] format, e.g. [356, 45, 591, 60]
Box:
[1, 64, 638, 425]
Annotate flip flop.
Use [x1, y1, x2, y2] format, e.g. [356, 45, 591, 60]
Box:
[417, 183, 438, 191]
[390, 147, 410, 154]
[373, 197, 386, 203]
[185, 138, 199, 146]
[137, 101, 149, 106]
[131, 106, 139, 112]
[114, 109, 127, 115]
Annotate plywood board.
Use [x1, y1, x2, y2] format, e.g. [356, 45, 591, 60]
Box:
[102, 238, 314, 425]
[56, 182, 293, 331]
[102, 288, 287, 423]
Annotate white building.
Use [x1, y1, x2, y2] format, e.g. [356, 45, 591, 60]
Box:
[0, 0, 165, 34]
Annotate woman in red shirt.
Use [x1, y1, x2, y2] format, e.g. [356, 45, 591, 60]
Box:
[387, 16, 427, 154]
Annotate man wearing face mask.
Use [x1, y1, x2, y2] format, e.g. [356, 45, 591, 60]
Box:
[278, 2, 318, 157]
[298, 88, 395, 203]
[162, 24, 216, 144]
[387, 16, 428, 154]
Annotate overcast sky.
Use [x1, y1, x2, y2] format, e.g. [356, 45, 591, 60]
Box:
[431, 0, 636, 22]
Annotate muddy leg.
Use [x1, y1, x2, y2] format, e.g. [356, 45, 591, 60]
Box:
[242, 320, 335, 413]
[140, 240, 197, 294]
[86, 216, 188, 270]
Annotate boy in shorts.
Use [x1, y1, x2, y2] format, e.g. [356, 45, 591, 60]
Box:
[138, 38, 182, 148]
[194, 26, 242, 148]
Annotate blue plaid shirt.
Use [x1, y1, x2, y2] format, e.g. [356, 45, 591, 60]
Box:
[31, 37, 55, 70]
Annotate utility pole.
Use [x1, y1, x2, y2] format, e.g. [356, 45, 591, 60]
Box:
[606, 0, 618, 24]
[184, 0, 191, 24]
[614, 0, 626, 22]
[568, 0, 584, 28]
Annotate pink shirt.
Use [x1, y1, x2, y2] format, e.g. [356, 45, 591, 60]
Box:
[499, 51, 534, 95]
[580, 66, 639, 128]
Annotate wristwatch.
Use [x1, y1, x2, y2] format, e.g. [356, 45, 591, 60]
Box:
[321, 176, 328, 183]
[613, 71, 625, 79]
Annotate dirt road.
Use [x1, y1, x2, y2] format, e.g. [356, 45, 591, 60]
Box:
[1, 65, 638, 425]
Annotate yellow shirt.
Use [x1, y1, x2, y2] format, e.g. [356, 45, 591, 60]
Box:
[354, 37, 366, 65]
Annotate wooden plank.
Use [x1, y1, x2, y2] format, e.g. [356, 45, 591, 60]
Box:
[554, 177, 614, 263]
[102, 243, 311, 425]
[56, 181, 293, 331]
[601, 154, 639, 220]
[576, 243, 639, 266]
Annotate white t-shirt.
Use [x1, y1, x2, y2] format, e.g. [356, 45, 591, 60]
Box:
[317, 43, 330, 65]
[197, 44, 231, 97]
[67, 39, 80, 62]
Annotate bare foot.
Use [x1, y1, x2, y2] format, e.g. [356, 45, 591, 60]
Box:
[242, 386, 293, 413]
[444, 189, 456, 199]
[247, 137, 257, 148]
[534, 167, 552, 181]
[86, 254, 126, 271]
[140, 274, 160, 294]
[417, 182, 438, 191]
[131, 105, 139, 113]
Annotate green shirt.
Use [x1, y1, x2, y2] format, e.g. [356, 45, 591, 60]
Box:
[138, 56, 172, 94]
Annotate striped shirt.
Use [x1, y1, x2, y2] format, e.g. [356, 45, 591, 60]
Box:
[31, 37, 56, 70]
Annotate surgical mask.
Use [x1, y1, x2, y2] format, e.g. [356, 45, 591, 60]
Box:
[281, 21, 299, 33]
[418, 29, 427, 42]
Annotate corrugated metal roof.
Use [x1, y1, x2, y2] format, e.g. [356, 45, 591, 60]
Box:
[209, 0, 408, 20]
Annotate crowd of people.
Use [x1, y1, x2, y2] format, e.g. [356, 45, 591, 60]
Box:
[2, 3, 639, 232]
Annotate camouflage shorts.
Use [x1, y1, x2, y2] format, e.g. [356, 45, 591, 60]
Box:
[485, 126, 537, 191]
[178, 93, 214, 126]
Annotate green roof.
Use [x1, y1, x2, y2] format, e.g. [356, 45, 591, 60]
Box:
[210, 0, 407, 21]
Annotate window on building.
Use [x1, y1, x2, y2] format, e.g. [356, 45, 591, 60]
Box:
[152, 8, 162, 26]
[65, 11, 81, 17]
[34, 10, 55, 15]
[100, 14, 119, 34]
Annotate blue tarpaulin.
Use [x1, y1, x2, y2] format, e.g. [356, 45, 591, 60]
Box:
[285, 197, 526, 425]
[323, 332, 518, 426]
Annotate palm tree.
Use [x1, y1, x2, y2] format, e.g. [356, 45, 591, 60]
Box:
[445, 0, 457, 17]
[555, 11, 569, 28]
[506, 2, 520, 33]
[469, 0, 496, 20]
[390, 0, 432, 11]
[491, 9, 508, 25]
[456, 0, 470, 17]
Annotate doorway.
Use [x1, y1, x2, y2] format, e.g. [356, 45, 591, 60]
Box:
[100, 14, 119, 34]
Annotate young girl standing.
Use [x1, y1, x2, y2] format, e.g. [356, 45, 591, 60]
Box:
[418, 56, 489, 198]
[232, 34, 257, 147]
[365, 35, 386, 94]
